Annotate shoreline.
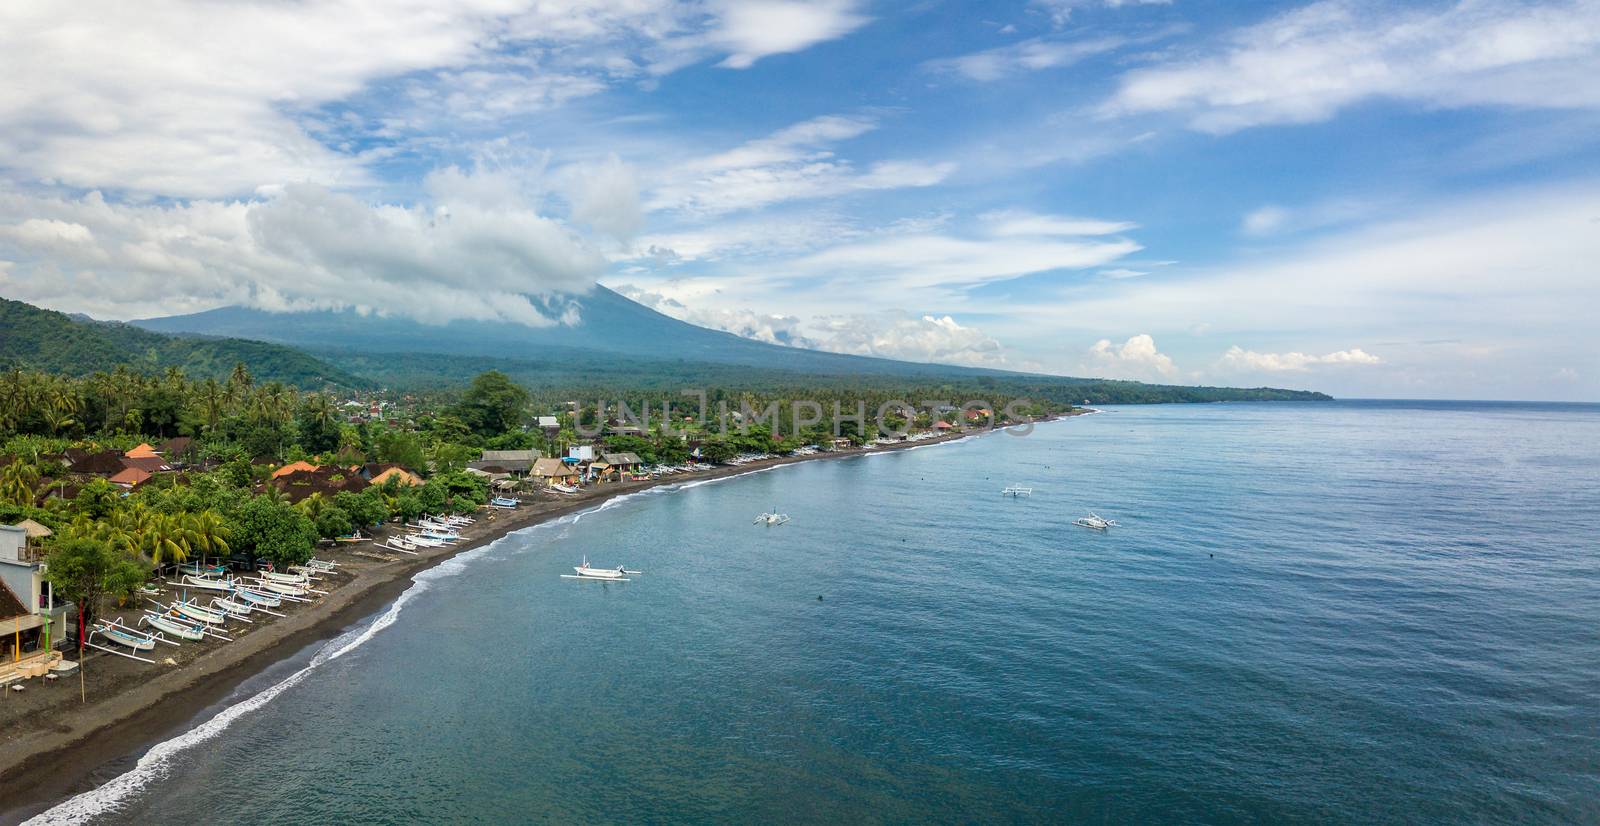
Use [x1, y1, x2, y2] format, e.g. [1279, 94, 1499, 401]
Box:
[0, 416, 1072, 822]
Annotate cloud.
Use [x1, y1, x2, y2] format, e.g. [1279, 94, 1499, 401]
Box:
[615, 283, 814, 346]
[1103, 0, 1600, 133]
[787, 232, 1141, 292]
[0, 2, 866, 199]
[808, 313, 1007, 366]
[1032, 0, 1173, 29]
[982, 210, 1138, 236]
[1218, 345, 1382, 371]
[1098, 268, 1148, 278]
[1241, 206, 1289, 235]
[928, 36, 1129, 82]
[1088, 333, 1177, 377]
[648, 114, 955, 215]
[0, 175, 605, 325]
[564, 154, 643, 240]
[711, 1, 870, 69]
[616, 283, 1008, 366]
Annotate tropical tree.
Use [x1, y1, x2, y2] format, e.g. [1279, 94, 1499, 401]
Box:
[44, 537, 146, 637]
[0, 460, 40, 506]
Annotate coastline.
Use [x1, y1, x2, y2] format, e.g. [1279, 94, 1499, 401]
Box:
[0, 416, 1072, 823]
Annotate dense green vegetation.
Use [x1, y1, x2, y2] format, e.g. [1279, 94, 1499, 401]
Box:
[0, 297, 364, 388]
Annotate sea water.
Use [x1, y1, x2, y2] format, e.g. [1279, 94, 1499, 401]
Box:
[26, 401, 1600, 824]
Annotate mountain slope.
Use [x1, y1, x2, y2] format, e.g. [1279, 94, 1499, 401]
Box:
[0, 296, 363, 388]
[133, 285, 1018, 378]
[132, 287, 1331, 403]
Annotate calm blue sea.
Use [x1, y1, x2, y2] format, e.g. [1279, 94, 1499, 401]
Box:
[29, 401, 1600, 824]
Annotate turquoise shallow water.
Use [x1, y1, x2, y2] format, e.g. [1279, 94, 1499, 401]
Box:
[31, 401, 1600, 824]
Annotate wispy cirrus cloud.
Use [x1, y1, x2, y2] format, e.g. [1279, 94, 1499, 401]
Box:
[646, 114, 955, 215]
[1102, 0, 1600, 133]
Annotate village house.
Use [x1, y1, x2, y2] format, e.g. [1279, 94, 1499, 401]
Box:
[477, 450, 541, 477]
[0, 521, 71, 661]
[530, 457, 580, 487]
[601, 452, 645, 476]
[360, 464, 425, 487]
[270, 460, 321, 480]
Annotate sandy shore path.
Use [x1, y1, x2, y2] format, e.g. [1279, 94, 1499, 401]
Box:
[0, 418, 1067, 823]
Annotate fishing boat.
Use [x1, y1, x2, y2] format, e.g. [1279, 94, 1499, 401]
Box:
[92, 620, 157, 652]
[141, 611, 206, 641]
[210, 596, 256, 621]
[1073, 513, 1120, 530]
[1002, 485, 1032, 497]
[490, 496, 519, 509]
[260, 569, 309, 586]
[234, 586, 282, 608]
[177, 574, 235, 592]
[754, 510, 791, 526]
[304, 558, 339, 572]
[562, 557, 639, 581]
[156, 598, 229, 626]
[383, 537, 422, 555]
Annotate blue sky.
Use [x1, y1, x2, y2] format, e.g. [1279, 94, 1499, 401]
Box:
[1, 0, 1596, 400]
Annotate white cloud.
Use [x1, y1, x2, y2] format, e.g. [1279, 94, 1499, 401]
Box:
[1104, 0, 1600, 133]
[564, 154, 644, 241]
[1032, 0, 1173, 29]
[1098, 268, 1148, 278]
[787, 233, 1140, 291]
[0, 176, 605, 325]
[1241, 206, 1289, 235]
[982, 210, 1138, 236]
[616, 283, 1008, 366]
[711, 1, 870, 69]
[1218, 345, 1382, 372]
[929, 36, 1128, 82]
[809, 313, 1007, 366]
[648, 114, 955, 215]
[1088, 333, 1177, 378]
[0, 2, 866, 199]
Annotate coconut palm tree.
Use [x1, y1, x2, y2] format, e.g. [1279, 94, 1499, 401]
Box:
[0, 461, 40, 506]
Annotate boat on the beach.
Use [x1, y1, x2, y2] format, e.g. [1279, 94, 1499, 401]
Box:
[754, 510, 790, 525]
[176, 574, 235, 592]
[140, 610, 208, 641]
[234, 586, 283, 608]
[490, 496, 519, 509]
[92, 620, 158, 651]
[1002, 485, 1032, 497]
[1073, 513, 1119, 530]
[152, 598, 229, 626]
[260, 569, 309, 586]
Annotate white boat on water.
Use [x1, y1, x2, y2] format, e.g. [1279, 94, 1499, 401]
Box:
[754, 510, 790, 525]
[563, 557, 639, 581]
[1073, 513, 1120, 530]
[1002, 485, 1032, 497]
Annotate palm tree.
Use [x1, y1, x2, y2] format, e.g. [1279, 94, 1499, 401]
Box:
[0, 461, 40, 506]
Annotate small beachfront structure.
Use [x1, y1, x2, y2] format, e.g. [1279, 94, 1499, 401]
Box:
[531, 457, 579, 487]
[0, 522, 71, 658]
[478, 450, 541, 476]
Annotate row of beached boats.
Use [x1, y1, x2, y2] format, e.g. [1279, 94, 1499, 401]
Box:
[83, 558, 341, 664]
[379, 514, 476, 555]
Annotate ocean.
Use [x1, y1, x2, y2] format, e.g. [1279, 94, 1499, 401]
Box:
[26, 401, 1600, 824]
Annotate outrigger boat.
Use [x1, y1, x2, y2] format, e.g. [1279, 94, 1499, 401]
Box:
[150, 598, 229, 626]
[209, 596, 257, 622]
[1002, 485, 1032, 497]
[382, 537, 422, 555]
[141, 610, 212, 642]
[754, 510, 790, 526]
[489, 496, 520, 509]
[172, 574, 236, 592]
[85, 620, 166, 663]
[260, 569, 310, 586]
[561, 557, 640, 581]
[1073, 513, 1120, 530]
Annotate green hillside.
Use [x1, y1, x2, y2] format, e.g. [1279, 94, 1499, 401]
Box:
[0, 297, 363, 388]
